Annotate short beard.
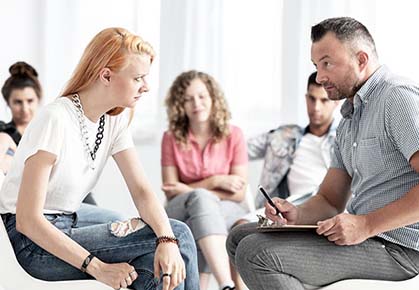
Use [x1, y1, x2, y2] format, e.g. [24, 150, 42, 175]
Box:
[336, 70, 363, 100]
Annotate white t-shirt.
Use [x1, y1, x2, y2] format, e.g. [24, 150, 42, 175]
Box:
[0, 97, 134, 214]
[287, 133, 329, 197]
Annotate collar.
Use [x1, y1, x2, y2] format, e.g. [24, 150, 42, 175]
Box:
[340, 65, 389, 119]
[187, 129, 215, 146]
[303, 117, 338, 137]
[356, 65, 388, 103]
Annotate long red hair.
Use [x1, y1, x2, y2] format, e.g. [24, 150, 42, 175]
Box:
[62, 27, 155, 115]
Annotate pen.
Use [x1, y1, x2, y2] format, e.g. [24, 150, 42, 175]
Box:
[258, 185, 284, 219]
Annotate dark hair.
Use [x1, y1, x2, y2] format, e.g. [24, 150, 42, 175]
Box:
[307, 71, 321, 90]
[1, 61, 42, 104]
[311, 17, 377, 58]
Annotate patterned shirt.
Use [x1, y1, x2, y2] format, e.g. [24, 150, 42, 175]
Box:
[248, 122, 337, 209]
[331, 65, 419, 251]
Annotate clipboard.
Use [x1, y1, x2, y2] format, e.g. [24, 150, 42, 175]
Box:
[257, 224, 318, 232]
[256, 214, 318, 232]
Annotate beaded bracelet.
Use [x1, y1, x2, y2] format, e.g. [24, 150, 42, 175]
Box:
[156, 236, 179, 248]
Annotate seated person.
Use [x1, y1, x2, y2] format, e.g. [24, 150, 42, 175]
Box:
[0, 27, 198, 290]
[228, 17, 419, 290]
[162, 70, 248, 290]
[239, 71, 339, 223]
[0, 62, 41, 176]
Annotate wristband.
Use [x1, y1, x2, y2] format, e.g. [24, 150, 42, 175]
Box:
[80, 253, 95, 273]
[156, 236, 179, 248]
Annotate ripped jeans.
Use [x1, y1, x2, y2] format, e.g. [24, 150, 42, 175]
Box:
[2, 206, 199, 290]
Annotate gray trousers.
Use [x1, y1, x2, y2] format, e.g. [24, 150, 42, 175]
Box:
[166, 188, 246, 272]
[227, 222, 419, 290]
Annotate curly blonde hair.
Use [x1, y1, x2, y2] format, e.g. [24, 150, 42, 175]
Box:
[165, 70, 231, 145]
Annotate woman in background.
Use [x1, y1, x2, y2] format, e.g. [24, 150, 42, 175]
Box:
[162, 70, 248, 290]
[0, 28, 198, 290]
[0, 62, 41, 176]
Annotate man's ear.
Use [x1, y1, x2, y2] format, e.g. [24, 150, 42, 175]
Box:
[99, 68, 112, 85]
[356, 51, 369, 72]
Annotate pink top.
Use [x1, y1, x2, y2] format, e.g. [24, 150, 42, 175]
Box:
[161, 125, 248, 184]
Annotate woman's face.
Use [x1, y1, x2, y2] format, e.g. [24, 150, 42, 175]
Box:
[109, 54, 151, 109]
[8, 87, 39, 125]
[183, 78, 213, 125]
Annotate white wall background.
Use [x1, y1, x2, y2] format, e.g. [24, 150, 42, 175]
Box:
[1, 1, 419, 288]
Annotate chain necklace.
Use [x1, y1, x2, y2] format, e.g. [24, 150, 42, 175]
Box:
[71, 93, 105, 170]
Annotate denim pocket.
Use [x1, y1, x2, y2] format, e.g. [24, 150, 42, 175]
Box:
[135, 269, 159, 290]
[44, 214, 60, 224]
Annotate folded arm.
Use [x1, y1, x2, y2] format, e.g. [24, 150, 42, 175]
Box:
[162, 164, 248, 202]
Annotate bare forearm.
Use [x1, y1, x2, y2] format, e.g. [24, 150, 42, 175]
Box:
[16, 215, 91, 270]
[365, 186, 419, 237]
[296, 194, 341, 224]
[136, 194, 174, 237]
[188, 176, 216, 190]
[210, 188, 244, 202]
[189, 176, 246, 202]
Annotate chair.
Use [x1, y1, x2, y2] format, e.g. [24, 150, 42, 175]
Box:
[0, 220, 128, 290]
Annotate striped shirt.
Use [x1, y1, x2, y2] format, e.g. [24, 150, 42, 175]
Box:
[331, 65, 419, 251]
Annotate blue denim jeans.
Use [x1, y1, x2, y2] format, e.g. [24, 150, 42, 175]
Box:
[3, 208, 199, 290]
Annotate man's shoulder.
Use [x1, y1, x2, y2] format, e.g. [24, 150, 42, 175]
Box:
[375, 68, 419, 101]
[263, 124, 304, 147]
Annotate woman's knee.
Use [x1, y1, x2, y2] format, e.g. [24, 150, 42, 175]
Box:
[186, 188, 218, 205]
[169, 219, 198, 266]
[185, 188, 221, 216]
[169, 219, 195, 245]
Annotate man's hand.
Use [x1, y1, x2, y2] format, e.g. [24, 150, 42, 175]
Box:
[161, 182, 192, 199]
[264, 197, 299, 225]
[317, 213, 372, 246]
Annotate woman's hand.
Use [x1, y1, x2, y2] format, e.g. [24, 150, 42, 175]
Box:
[87, 258, 138, 289]
[162, 182, 192, 199]
[154, 243, 186, 290]
[213, 175, 246, 193]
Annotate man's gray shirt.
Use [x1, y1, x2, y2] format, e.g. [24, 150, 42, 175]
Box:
[331, 65, 419, 251]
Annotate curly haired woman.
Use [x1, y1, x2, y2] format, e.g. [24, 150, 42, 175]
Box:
[161, 70, 249, 290]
